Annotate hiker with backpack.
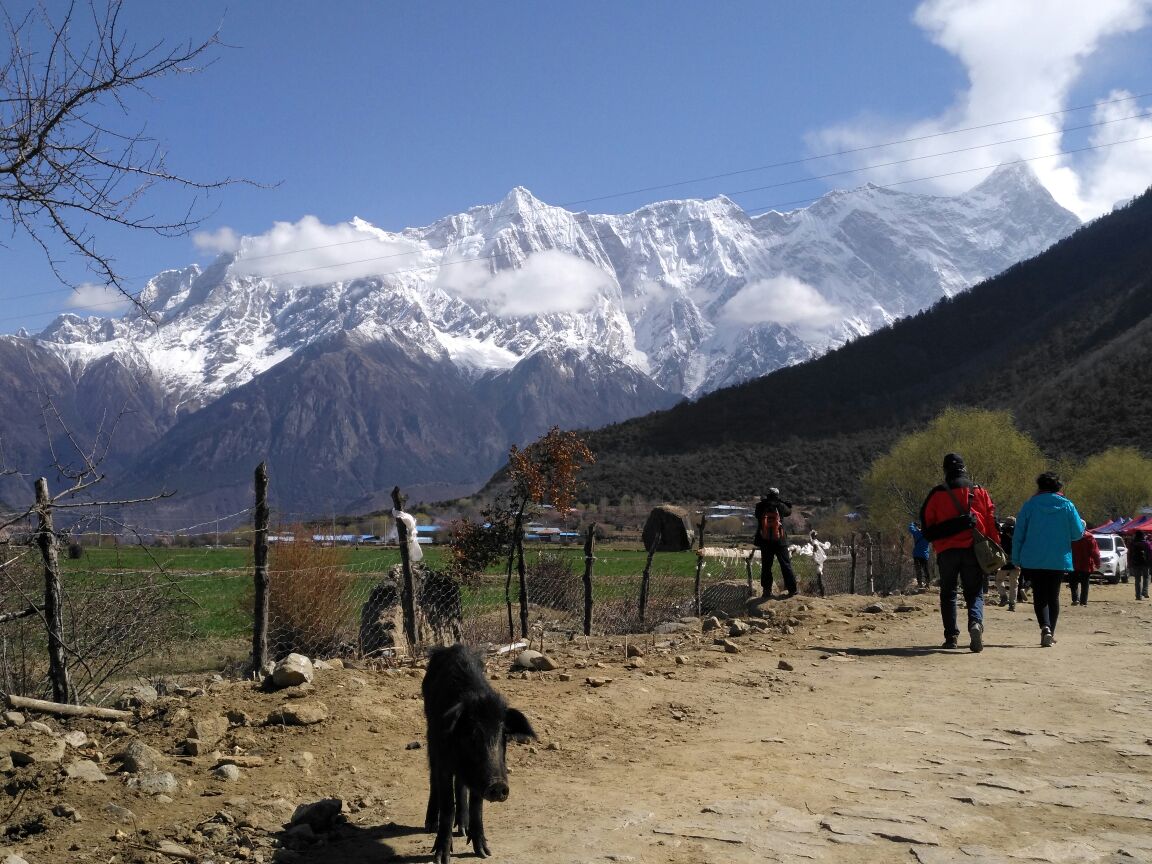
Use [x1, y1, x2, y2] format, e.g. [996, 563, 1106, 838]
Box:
[754, 488, 796, 598]
[918, 453, 1001, 652]
[1128, 530, 1152, 600]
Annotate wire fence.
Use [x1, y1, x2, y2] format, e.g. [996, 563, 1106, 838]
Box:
[0, 531, 917, 699]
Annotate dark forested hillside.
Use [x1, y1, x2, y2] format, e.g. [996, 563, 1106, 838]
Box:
[578, 186, 1152, 504]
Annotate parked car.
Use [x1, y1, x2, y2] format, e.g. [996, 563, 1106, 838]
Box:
[1090, 533, 1129, 583]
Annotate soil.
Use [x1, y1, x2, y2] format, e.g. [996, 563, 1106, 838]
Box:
[2, 582, 1151, 864]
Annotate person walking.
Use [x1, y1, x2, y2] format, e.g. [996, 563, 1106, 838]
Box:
[1128, 530, 1152, 599]
[754, 488, 796, 598]
[1069, 529, 1100, 606]
[919, 453, 1000, 652]
[908, 522, 931, 589]
[1011, 472, 1085, 647]
[996, 516, 1020, 610]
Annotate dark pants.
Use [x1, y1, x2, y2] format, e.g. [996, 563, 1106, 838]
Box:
[1023, 568, 1064, 633]
[759, 541, 797, 596]
[1068, 571, 1090, 604]
[913, 557, 930, 587]
[938, 547, 984, 639]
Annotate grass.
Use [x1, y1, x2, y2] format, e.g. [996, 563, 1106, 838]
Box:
[59, 542, 771, 642]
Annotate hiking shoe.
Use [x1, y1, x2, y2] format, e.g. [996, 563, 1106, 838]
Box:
[1007, 603, 1015, 611]
[941, 638, 959, 649]
[1040, 627, 1053, 648]
[968, 622, 984, 653]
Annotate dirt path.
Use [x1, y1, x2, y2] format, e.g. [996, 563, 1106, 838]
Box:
[4, 582, 1151, 864]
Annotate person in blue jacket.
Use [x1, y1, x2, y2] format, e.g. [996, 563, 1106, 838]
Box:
[908, 522, 931, 589]
[1011, 472, 1085, 647]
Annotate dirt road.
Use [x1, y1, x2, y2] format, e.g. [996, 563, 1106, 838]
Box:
[3, 582, 1151, 864]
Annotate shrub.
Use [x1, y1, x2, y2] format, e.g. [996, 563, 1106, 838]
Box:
[268, 527, 354, 659]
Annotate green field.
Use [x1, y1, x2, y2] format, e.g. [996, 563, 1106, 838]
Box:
[61, 543, 774, 640]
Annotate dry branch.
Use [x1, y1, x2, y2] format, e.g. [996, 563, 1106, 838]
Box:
[5, 692, 131, 720]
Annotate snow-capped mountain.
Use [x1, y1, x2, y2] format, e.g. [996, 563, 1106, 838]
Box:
[0, 163, 1080, 514]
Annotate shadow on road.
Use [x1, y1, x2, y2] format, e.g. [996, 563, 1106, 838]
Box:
[807, 644, 959, 658]
[279, 820, 428, 863]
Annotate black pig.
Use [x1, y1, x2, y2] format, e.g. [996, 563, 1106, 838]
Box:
[422, 643, 536, 862]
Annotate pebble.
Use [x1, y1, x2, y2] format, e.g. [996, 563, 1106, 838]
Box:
[585, 677, 613, 687]
[213, 764, 242, 782]
[778, 660, 795, 671]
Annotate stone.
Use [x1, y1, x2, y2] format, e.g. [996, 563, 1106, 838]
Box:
[227, 709, 253, 727]
[173, 685, 206, 698]
[3, 854, 30, 864]
[272, 653, 315, 688]
[531, 654, 559, 671]
[701, 616, 722, 632]
[514, 649, 544, 669]
[62, 730, 88, 749]
[64, 759, 106, 782]
[585, 677, 613, 687]
[157, 841, 195, 858]
[729, 619, 750, 637]
[863, 603, 890, 614]
[558, 673, 572, 682]
[129, 771, 180, 795]
[191, 714, 229, 747]
[405, 741, 421, 750]
[777, 660, 795, 671]
[26, 720, 54, 734]
[103, 803, 138, 824]
[2, 711, 26, 727]
[216, 755, 265, 768]
[720, 639, 741, 654]
[184, 738, 210, 756]
[674, 655, 690, 665]
[112, 740, 166, 774]
[290, 797, 343, 831]
[292, 752, 315, 772]
[266, 703, 328, 726]
[115, 683, 159, 708]
[626, 644, 644, 658]
[653, 621, 691, 634]
[214, 763, 242, 782]
[10, 736, 67, 766]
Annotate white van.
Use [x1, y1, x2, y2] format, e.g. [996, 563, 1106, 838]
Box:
[1091, 533, 1129, 583]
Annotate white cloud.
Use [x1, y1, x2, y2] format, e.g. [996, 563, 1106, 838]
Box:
[67, 283, 131, 316]
[440, 250, 610, 317]
[809, 0, 1152, 219]
[225, 216, 423, 287]
[719, 276, 844, 337]
[192, 226, 240, 254]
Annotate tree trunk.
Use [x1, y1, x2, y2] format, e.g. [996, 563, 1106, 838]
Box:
[582, 524, 596, 637]
[251, 462, 270, 673]
[391, 486, 418, 652]
[517, 531, 529, 639]
[34, 477, 70, 704]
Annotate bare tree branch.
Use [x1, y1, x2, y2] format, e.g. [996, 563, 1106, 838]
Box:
[1, 0, 264, 314]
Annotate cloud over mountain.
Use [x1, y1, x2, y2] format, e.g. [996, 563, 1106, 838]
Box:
[809, 0, 1152, 220]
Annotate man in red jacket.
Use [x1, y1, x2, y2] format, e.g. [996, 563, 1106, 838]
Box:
[919, 453, 1000, 652]
[1069, 530, 1100, 606]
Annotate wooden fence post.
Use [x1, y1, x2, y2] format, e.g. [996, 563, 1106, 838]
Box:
[849, 532, 858, 594]
[693, 515, 707, 616]
[34, 477, 70, 704]
[638, 530, 661, 626]
[517, 532, 529, 639]
[251, 462, 270, 673]
[391, 486, 418, 651]
[582, 524, 596, 637]
[867, 533, 875, 595]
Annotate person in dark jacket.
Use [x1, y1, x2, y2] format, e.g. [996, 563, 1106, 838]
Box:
[1129, 530, 1152, 600]
[754, 488, 796, 598]
[1011, 472, 1084, 647]
[919, 453, 1000, 652]
[1069, 530, 1100, 606]
[908, 522, 931, 589]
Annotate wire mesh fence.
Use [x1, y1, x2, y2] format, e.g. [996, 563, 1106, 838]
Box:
[1, 531, 919, 696]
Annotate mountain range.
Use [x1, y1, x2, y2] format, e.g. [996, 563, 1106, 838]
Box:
[0, 164, 1080, 518]
[578, 182, 1152, 506]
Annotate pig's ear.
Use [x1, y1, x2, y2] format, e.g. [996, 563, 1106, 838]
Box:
[504, 707, 536, 742]
[442, 702, 464, 733]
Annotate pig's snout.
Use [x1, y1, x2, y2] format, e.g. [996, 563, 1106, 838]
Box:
[484, 780, 509, 802]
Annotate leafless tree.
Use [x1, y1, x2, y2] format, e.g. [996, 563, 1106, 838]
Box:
[1, 0, 253, 314]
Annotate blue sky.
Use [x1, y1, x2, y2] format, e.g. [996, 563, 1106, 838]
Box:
[4, 0, 1152, 333]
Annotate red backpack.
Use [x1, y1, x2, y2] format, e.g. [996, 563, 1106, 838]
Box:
[759, 507, 783, 542]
